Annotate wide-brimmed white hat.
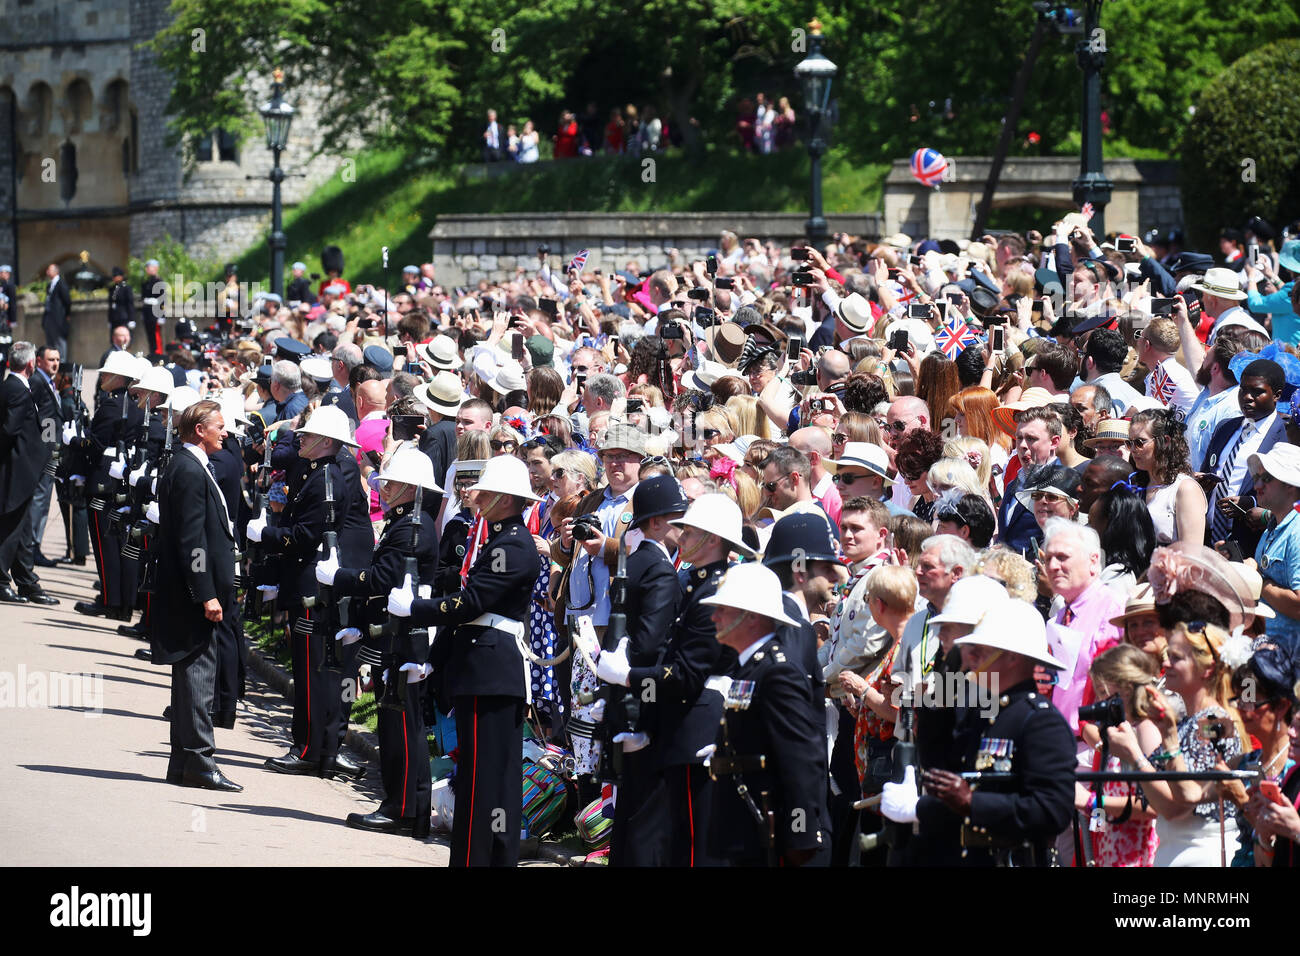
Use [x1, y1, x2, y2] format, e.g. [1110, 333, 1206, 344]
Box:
[379, 445, 443, 492]
[954, 598, 1065, 669]
[701, 562, 797, 626]
[1191, 267, 1247, 301]
[414, 371, 465, 416]
[835, 293, 874, 334]
[299, 405, 358, 446]
[417, 336, 460, 371]
[131, 366, 175, 397]
[929, 576, 1011, 626]
[670, 492, 755, 557]
[299, 355, 333, 383]
[681, 359, 744, 392]
[1248, 442, 1300, 489]
[824, 441, 894, 485]
[216, 388, 252, 435]
[490, 359, 526, 395]
[469, 454, 540, 501]
[99, 350, 144, 379]
[160, 385, 201, 412]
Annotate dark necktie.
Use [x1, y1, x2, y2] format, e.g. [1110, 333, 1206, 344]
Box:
[207, 462, 218, 483]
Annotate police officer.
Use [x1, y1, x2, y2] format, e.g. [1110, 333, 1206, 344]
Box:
[594, 474, 688, 867]
[881, 599, 1076, 866]
[74, 351, 145, 620]
[702, 562, 830, 867]
[317, 446, 441, 837]
[638, 493, 753, 866]
[141, 259, 167, 355]
[247, 405, 373, 778]
[107, 267, 135, 335]
[388, 455, 541, 867]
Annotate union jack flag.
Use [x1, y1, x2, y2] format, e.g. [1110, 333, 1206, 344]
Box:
[1080, 202, 1095, 222]
[933, 316, 980, 359]
[567, 249, 589, 273]
[1150, 364, 1176, 406]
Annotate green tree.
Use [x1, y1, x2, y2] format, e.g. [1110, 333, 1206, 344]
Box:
[1179, 40, 1300, 249]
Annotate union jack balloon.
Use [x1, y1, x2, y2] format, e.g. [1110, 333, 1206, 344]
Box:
[910, 148, 948, 188]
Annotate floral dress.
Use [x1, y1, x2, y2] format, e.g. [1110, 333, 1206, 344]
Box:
[853, 641, 900, 793]
[1090, 753, 1158, 867]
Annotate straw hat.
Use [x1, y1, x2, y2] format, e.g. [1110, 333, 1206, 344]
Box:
[1084, 419, 1130, 449]
[1108, 583, 1160, 628]
[824, 441, 894, 485]
[992, 387, 1055, 437]
[414, 371, 466, 417]
[417, 336, 460, 371]
[1191, 267, 1247, 301]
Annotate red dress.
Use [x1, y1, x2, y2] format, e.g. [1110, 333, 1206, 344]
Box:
[554, 122, 579, 158]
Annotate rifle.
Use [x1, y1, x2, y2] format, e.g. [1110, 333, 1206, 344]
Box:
[107, 386, 132, 532]
[307, 461, 342, 671]
[599, 532, 631, 784]
[242, 433, 275, 619]
[883, 689, 921, 853]
[380, 483, 423, 712]
[137, 404, 173, 597]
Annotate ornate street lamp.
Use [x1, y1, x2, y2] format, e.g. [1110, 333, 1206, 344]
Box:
[1071, 0, 1113, 234]
[258, 69, 295, 299]
[794, 20, 838, 246]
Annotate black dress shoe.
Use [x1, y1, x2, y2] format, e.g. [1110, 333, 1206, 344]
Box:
[33, 552, 57, 568]
[162, 705, 171, 719]
[320, 752, 366, 780]
[166, 771, 183, 785]
[118, 623, 145, 638]
[20, 588, 58, 606]
[68, 556, 86, 566]
[134, 648, 152, 662]
[74, 600, 108, 617]
[109, 606, 133, 621]
[182, 769, 243, 792]
[265, 751, 319, 775]
[345, 810, 414, 833]
[0, 586, 28, 604]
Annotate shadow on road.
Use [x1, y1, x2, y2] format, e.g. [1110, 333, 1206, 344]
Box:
[19, 764, 158, 784]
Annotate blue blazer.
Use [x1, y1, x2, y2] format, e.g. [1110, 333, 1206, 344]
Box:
[1203, 413, 1289, 550]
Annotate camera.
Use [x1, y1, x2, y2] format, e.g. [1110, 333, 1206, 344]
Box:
[790, 248, 810, 261]
[908, 302, 931, 320]
[714, 276, 735, 290]
[790, 369, 817, 386]
[809, 398, 826, 413]
[687, 288, 710, 302]
[791, 271, 815, 287]
[1116, 236, 1136, 254]
[660, 321, 685, 340]
[1078, 695, 1125, 730]
[888, 329, 909, 352]
[391, 414, 424, 442]
[571, 513, 602, 542]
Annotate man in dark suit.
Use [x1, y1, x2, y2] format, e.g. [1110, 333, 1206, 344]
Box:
[151, 399, 241, 791]
[0, 342, 58, 604]
[42, 263, 72, 360]
[140, 258, 167, 355]
[703, 562, 829, 867]
[26, 345, 63, 569]
[997, 406, 1069, 555]
[392, 454, 542, 866]
[595, 475, 687, 867]
[107, 267, 135, 332]
[1204, 358, 1289, 556]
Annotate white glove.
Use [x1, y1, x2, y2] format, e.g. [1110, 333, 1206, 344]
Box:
[417, 584, 432, 600]
[588, 697, 607, 722]
[109, 459, 126, 480]
[62, 422, 76, 445]
[399, 662, 432, 683]
[128, 462, 147, 487]
[256, 584, 279, 601]
[116, 505, 131, 515]
[336, 627, 363, 646]
[596, 636, 632, 687]
[151, 476, 157, 495]
[703, 675, 734, 701]
[128, 321, 136, 330]
[880, 766, 920, 824]
[695, 743, 717, 761]
[315, 548, 339, 585]
[245, 516, 267, 542]
[614, 731, 650, 753]
[387, 573, 414, 618]
[158, 317, 165, 325]
[144, 501, 160, 524]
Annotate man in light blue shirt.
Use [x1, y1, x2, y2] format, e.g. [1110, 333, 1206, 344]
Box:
[1185, 338, 1244, 471]
[1248, 443, 1300, 648]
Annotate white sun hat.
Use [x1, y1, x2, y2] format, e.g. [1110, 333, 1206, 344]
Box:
[130, 366, 175, 397]
[468, 454, 540, 501]
[824, 441, 895, 485]
[669, 492, 755, 557]
[929, 575, 1012, 627]
[700, 562, 797, 626]
[954, 598, 1065, 669]
[379, 445, 443, 492]
[298, 404, 359, 447]
[160, 385, 201, 412]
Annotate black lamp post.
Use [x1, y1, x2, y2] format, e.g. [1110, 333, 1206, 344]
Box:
[794, 20, 837, 246]
[258, 69, 295, 299]
[1071, 0, 1113, 234]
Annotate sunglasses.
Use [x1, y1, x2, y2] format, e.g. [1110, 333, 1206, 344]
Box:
[832, 473, 864, 486]
[550, 468, 567, 480]
[490, 440, 518, 452]
[762, 477, 786, 493]
[700, 428, 722, 440]
[900, 471, 923, 483]
[887, 420, 911, 433]
[641, 455, 671, 467]
[1030, 490, 1072, 502]
[1252, 471, 1275, 486]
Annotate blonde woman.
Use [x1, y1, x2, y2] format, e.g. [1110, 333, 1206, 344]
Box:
[725, 394, 771, 440]
[978, 546, 1037, 602]
[943, 436, 994, 500]
[488, 422, 524, 457]
[927, 457, 990, 507]
[693, 407, 736, 458]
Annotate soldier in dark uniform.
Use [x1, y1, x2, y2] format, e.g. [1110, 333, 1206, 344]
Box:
[594, 474, 687, 867]
[638, 493, 752, 866]
[433, 460, 483, 597]
[248, 406, 374, 777]
[73, 351, 145, 620]
[107, 267, 135, 333]
[702, 562, 830, 867]
[389, 455, 541, 867]
[141, 259, 167, 355]
[286, 262, 317, 307]
[881, 599, 1076, 866]
[319, 446, 441, 837]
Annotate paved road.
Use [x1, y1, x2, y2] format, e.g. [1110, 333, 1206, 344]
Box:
[0, 508, 469, 866]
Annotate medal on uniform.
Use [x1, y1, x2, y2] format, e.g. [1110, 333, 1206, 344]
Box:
[994, 739, 1014, 773]
[725, 680, 756, 711]
[975, 739, 993, 771]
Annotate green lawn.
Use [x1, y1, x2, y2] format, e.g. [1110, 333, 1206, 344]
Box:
[228, 146, 890, 286]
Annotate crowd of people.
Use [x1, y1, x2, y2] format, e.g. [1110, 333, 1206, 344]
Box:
[482, 102, 676, 163]
[5, 211, 1300, 869]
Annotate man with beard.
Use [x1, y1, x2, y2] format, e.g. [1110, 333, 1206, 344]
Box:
[1185, 335, 1246, 471]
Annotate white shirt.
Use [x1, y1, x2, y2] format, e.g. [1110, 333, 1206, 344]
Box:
[1213, 411, 1277, 501]
[1185, 385, 1239, 471]
[184, 442, 234, 535]
[893, 602, 939, 699]
[1145, 355, 1199, 413]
